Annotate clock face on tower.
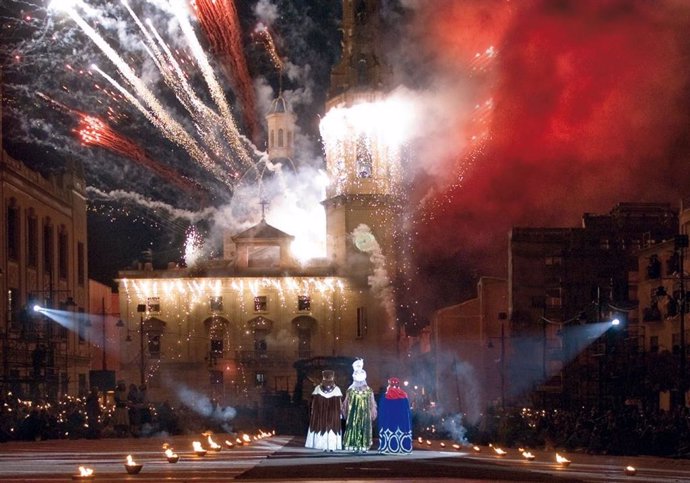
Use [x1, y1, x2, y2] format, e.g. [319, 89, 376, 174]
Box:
[354, 230, 377, 252]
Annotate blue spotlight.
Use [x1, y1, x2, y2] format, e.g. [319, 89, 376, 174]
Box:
[611, 318, 621, 327]
[33, 304, 43, 312]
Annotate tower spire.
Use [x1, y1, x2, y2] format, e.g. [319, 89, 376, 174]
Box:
[329, 0, 389, 98]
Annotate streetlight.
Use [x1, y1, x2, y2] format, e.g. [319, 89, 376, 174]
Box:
[676, 234, 688, 404]
[136, 304, 147, 385]
[98, 297, 124, 372]
[487, 312, 507, 411]
[63, 296, 77, 397]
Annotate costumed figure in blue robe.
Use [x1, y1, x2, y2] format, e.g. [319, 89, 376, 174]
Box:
[377, 377, 413, 454]
[305, 370, 343, 451]
[342, 358, 377, 453]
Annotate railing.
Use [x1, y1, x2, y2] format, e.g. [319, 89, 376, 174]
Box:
[235, 349, 313, 366]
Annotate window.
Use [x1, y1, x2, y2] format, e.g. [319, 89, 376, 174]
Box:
[254, 296, 267, 312]
[210, 296, 223, 312]
[78, 373, 87, 396]
[287, 131, 292, 148]
[278, 128, 284, 147]
[77, 242, 85, 286]
[78, 308, 86, 343]
[7, 202, 20, 261]
[209, 370, 223, 385]
[255, 371, 266, 386]
[27, 213, 38, 268]
[356, 133, 372, 178]
[210, 339, 223, 355]
[647, 255, 661, 279]
[58, 227, 68, 280]
[356, 306, 367, 338]
[148, 334, 161, 356]
[298, 295, 311, 311]
[147, 297, 161, 313]
[298, 328, 311, 358]
[650, 336, 659, 353]
[546, 288, 562, 308]
[44, 222, 54, 276]
[8, 288, 19, 330]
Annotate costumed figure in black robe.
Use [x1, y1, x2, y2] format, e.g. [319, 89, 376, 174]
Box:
[342, 358, 377, 453]
[377, 377, 413, 454]
[305, 370, 343, 451]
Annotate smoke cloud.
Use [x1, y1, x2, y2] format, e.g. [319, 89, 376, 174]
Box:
[390, 0, 690, 308]
[352, 224, 396, 329]
[175, 383, 237, 424]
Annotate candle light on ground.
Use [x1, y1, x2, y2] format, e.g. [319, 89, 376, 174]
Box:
[125, 455, 143, 474]
[193, 441, 207, 457]
[165, 448, 179, 463]
[522, 451, 535, 461]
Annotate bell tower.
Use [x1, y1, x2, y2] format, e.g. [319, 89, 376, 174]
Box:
[321, 0, 401, 276]
[265, 94, 295, 164]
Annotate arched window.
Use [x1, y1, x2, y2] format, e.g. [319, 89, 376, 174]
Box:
[292, 316, 316, 358]
[6, 199, 20, 261]
[278, 129, 284, 147]
[270, 129, 274, 148]
[357, 55, 368, 85]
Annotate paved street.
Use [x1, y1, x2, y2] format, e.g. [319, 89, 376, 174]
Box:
[1, 434, 690, 482]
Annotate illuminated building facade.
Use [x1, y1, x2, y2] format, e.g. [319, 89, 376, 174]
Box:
[0, 136, 90, 398]
[116, 0, 402, 405]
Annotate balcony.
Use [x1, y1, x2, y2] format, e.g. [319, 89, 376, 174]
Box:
[235, 350, 290, 367]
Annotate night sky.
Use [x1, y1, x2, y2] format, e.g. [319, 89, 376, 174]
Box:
[2, 0, 690, 325]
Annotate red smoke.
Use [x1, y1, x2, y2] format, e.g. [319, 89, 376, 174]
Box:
[412, 0, 690, 278]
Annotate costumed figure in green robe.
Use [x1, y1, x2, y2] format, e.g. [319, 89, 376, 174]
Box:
[342, 358, 377, 453]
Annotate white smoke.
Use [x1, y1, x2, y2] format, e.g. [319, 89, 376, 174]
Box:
[351, 224, 396, 328]
[254, 0, 280, 25]
[176, 384, 237, 422]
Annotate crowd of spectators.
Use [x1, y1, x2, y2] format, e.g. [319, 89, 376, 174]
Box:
[4, 389, 690, 458]
[0, 389, 187, 442]
[416, 403, 690, 457]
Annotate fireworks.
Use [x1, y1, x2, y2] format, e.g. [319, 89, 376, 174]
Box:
[192, 0, 260, 143]
[42, 0, 261, 191]
[253, 23, 283, 72]
[76, 115, 206, 200]
[183, 226, 204, 267]
[320, 92, 416, 198]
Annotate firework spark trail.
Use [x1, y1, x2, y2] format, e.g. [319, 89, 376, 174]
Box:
[192, 0, 260, 144]
[142, 17, 258, 171]
[87, 186, 217, 224]
[89, 63, 233, 187]
[253, 23, 283, 72]
[54, 3, 235, 187]
[118, 2, 253, 185]
[127, 6, 237, 166]
[170, 0, 256, 172]
[76, 115, 208, 202]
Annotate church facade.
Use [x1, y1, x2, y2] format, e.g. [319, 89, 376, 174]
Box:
[115, 0, 403, 405]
